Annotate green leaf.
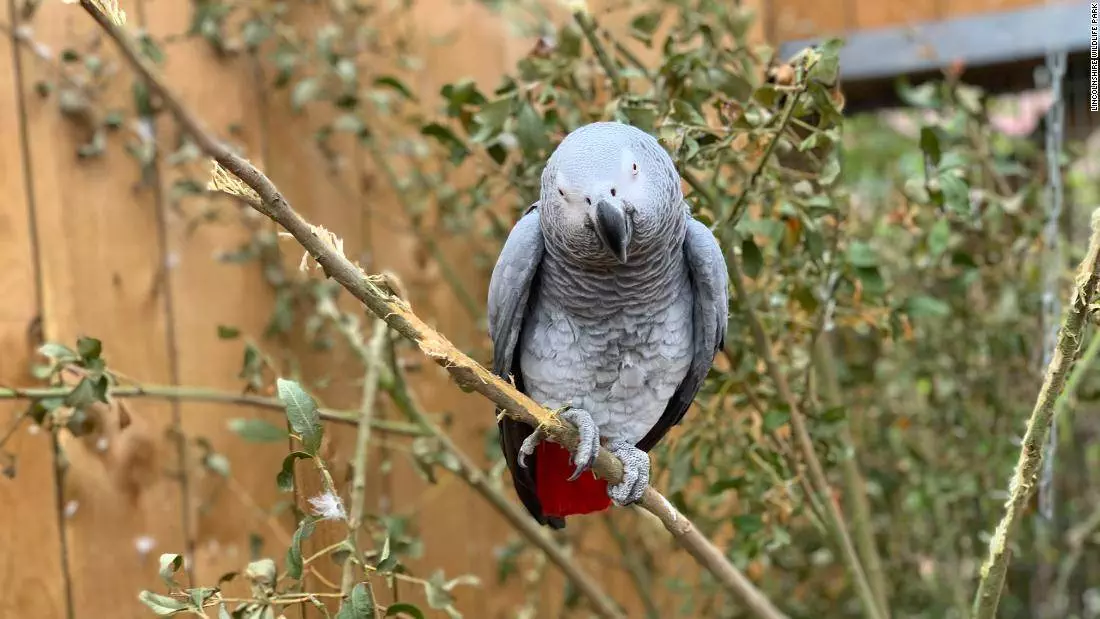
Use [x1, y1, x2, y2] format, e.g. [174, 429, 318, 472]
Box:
[137, 33, 166, 65]
[64, 376, 109, 408]
[808, 37, 843, 84]
[733, 513, 764, 535]
[470, 97, 515, 143]
[190, 587, 217, 608]
[158, 553, 183, 587]
[629, 11, 662, 45]
[939, 173, 970, 213]
[27, 397, 64, 425]
[927, 218, 951, 258]
[276, 378, 323, 456]
[819, 154, 841, 186]
[374, 75, 416, 101]
[137, 591, 190, 616]
[919, 126, 942, 166]
[707, 477, 745, 495]
[514, 102, 548, 156]
[423, 571, 455, 611]
[616, 102, 659, 132]
[905, 295, 951, 318]
[38, 343, 76, 360]
[285, 516, 317, 581]
[229, 418, 289, 443]
[385, 603, 426, 619]
[76, 336, 102, 361]
[336, 583, 376, 619]
[217, 325, 240, 339]
[819, 405, 847, 423]
[439, 79, 487, 117]
[845, 241, 877, 268]
[740, 238, 763, 279]
[291, 78, 322, 112]
[276, 451, 312, 492]
[376, 534, 397, 572]
[334, 113, 366, 135]
[763, 410, 789, 431]
[421, 123, 469, 166]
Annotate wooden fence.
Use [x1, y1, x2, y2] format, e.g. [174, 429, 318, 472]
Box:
[0, 0, 1055, 618]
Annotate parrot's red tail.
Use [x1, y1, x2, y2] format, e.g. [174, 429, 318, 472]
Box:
[535, 441, 612, 518]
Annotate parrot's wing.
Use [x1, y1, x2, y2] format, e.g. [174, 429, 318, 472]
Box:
[637, 214, 729, 452]
[487, 201, 542, 377]
[487, 203, 563, 527]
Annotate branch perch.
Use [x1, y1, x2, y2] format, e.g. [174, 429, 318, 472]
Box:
[0, 384, 424, 437]
[75, 3, 787, 618]
[971, 209, 1100, 619]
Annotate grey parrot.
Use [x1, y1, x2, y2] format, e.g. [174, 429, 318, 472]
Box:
[486, 121, 729, 529]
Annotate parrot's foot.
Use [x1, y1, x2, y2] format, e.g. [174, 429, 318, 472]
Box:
[605, 439, 650, 506]
[517, 408, 602, 481]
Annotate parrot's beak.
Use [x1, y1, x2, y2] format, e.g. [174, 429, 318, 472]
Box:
[593, 199, 632, 264]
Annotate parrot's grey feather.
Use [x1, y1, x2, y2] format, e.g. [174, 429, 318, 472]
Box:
[487, 121, 728, 528]
[488, 201, 542, 376]
[486, 202, 566, 529]
[636, 214, 729, 452]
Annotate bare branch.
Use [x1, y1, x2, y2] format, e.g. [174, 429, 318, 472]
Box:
[972, 209, 1100, 619]
[0, 383, 424, 438]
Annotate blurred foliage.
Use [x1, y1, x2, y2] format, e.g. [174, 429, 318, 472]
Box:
[9, 0, 1100, 617]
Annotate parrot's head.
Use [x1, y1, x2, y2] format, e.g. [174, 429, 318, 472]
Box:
[539, 121, 683, 267]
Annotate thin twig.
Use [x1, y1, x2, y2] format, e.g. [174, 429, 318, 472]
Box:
[727, 251, 883, 619]
[712, 74, 814, 232]
[341, 318, 388, 615]
[0, 383, 424, 437]
[972, 210, 1100, 619]
[573, 10, 622, 96]
[75, 5, 787, 618]
[813, 337, 890, 618]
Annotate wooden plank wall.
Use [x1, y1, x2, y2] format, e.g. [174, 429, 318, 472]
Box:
[0, 0, 1058, 617]
[770, 0, 1046, 44]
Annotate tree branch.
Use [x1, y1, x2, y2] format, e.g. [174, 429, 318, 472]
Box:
[75, 3, 787, 617]
[573, 10, 622, 96]
[0, 383, 424, 438]
[727, 252, 883, 619]
[813, 337, 890, 618]
[341, 318, 388, 613]
[972, 209, 1100, 619]
[711, 68, 814, 232]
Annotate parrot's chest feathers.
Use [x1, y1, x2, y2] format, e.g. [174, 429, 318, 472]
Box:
[518, 258, 694, 444]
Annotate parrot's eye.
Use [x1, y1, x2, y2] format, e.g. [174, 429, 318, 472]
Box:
[557, 188, 564, 197]
[610, 188, 617, 197]
[631, 162, 638, 175]
[585, 197, 592, 205]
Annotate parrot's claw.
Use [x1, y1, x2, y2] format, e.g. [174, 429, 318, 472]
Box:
[560, 408, 601, 481]
[606, 439, 649, 506]
[516, 425, 546, 469]
[515, 408, 601, 478]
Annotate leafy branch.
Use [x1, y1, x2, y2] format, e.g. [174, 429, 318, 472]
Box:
[75, 1, 786, 617]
